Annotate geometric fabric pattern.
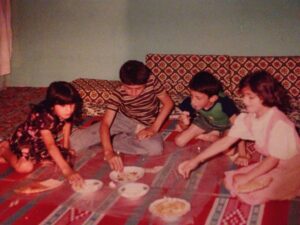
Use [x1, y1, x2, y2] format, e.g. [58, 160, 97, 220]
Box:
[230, 56, 300, 99]
[71, 78, 121, 106]
[146, 54, 231, 98]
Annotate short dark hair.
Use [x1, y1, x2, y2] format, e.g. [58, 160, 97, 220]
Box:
[188, 71, 223, 97]
[119, 60, 151, 85]
[239, 70, 290, 111]
[35, 81, 83, 124]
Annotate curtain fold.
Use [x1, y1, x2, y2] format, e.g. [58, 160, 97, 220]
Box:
[0, 0, 12, 77]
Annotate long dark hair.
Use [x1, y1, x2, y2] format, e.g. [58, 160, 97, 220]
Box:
[239, 71, 290, 112]
[34, 81, 83, 124]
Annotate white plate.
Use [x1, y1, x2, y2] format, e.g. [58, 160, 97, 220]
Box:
[109, 166, 145, 183]
[72, 179, 103, 194]
[118, 182, 149, 199]
[149, 197, 191, 222]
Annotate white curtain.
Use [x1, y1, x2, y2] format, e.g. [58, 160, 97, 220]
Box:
[0, 0, 12, 89]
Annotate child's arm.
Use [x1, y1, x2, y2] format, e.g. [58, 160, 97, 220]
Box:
[100, 109, 123, 171]
[233, 156, 279, 186]
[62, 122, 76, 156]
[176, 111, 191, 131]
[41, 129, 83, 186]
[228, 114, 250, 166]
[62, 122, 76, 164]
[178, 135, 239, 179]
[137, 91, 174, 140]
[234, 140, 250, 166]
[62, 122, 72, 149]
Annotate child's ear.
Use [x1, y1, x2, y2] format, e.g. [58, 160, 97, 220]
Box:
[209, 95, 218, 103]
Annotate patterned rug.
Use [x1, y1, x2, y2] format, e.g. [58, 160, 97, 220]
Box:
[0, 87, 46, 139]
[0, 87, 299, 225]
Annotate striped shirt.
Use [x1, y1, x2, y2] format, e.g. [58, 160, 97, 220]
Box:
[106, 75, 165, 126]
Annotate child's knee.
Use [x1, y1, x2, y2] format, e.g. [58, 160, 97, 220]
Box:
[15, 159, 34, 173]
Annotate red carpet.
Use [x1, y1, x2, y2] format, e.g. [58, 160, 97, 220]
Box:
[0, 87, 299, 224]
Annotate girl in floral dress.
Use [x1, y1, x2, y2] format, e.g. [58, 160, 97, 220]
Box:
[178, 71, 300, 205]
[0, 81, 84, 187]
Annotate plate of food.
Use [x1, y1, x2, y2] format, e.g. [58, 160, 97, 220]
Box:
[149, 197, 191, 222]
[14, 179, 64, 194]
[118, 182, 149, 199]
[109, 166, 145, 183]
[237, 177, 273, 193]
[72, 179, 103, 194]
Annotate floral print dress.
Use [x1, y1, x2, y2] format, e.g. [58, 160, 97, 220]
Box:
[9, 108, 71, 163]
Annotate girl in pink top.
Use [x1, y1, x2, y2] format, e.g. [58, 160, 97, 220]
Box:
[178, 71, 300, 205]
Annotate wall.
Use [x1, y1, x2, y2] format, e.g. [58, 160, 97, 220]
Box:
[9, 0, 300, 87]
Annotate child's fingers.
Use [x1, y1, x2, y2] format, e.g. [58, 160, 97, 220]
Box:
[177, 161, 190, 179]
[109, 156, 123, 172]
[68, 172, 84, 188]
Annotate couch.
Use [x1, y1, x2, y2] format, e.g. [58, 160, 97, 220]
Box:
[71, 54, 300, 132]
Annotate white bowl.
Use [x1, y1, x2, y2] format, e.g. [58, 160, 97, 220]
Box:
[72, 179, 103, 194]
[118, 182, 149, 199]
[109, 166, 145, 183]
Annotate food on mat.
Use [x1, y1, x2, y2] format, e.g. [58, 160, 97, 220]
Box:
[14, 179, 63, 194]
[237, 177, 273, 193]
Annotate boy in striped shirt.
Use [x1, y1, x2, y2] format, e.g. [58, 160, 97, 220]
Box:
[100, 60, 174, 171]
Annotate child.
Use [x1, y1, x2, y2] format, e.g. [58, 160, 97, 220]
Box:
[175, 71, 248, 165]
[101, 60, 174, 171]
[178, 71, 300, 205]
[0, 81, 84, 187]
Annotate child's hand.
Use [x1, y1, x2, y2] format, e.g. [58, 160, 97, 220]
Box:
[136, 127, 156, 140]
[67, 171, 84, 188]
[107, 154, 123, 172]
[177, 159, 199, 179]
[178, 111, 190, 130]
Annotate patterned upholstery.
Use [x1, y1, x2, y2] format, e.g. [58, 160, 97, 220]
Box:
[71, 78, 121, 105]
[146, 54, 231, 103]
[230, 56, 300, 98]
[71, 78, 121, 116]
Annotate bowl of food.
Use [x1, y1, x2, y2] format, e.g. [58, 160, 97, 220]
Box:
[72, 179, 103, 194]
[109, 166, 145, 183]
[149, 197, 191, 222]
[118, 182, 149, 199]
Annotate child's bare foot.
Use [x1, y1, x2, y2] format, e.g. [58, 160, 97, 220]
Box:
[234, 154, 251, 166]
